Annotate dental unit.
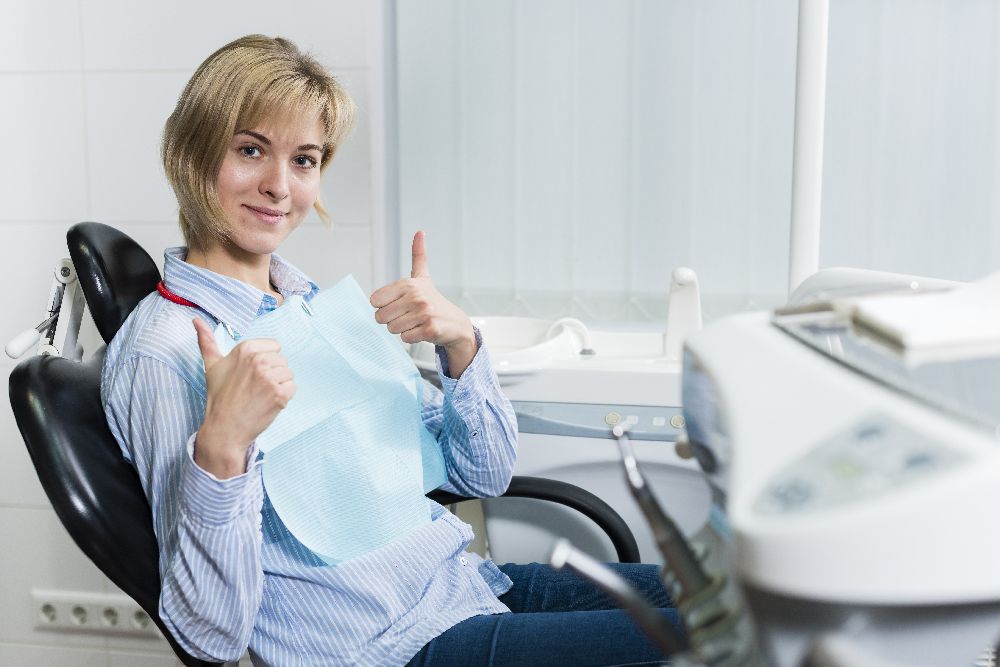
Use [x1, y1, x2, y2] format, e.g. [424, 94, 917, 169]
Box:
[550, 268, 1000, 667]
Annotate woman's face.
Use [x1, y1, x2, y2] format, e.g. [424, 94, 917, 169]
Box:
[213, 112, 325, 261]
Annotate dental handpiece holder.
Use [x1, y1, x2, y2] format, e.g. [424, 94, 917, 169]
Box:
[550, 424, 767, 666]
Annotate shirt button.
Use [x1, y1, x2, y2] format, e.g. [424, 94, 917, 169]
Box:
[459, 556, 468, 566]
[470, 430, 479, 437]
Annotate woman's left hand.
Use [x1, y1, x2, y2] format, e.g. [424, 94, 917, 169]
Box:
[371, 231, 478, 376]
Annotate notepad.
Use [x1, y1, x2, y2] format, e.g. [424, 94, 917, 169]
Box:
[836, 270, 1000, 365]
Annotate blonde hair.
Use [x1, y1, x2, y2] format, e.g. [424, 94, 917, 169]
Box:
[162, 35, 356, 251]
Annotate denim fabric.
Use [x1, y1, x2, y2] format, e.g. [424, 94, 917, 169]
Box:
[406, 562, 680, 667]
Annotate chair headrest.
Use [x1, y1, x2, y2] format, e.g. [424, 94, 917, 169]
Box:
[68, 222, 161, 343]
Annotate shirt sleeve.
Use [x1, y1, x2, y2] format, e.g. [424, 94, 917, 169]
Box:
[420, 332, 518, 498]
[104, 354, 263, 663]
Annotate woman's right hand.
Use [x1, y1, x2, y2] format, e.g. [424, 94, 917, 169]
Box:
[192, 318, 296, 479]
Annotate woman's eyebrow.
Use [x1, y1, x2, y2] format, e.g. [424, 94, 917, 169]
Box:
[234, 130, 322, 153]
[236, 129, 271, 145]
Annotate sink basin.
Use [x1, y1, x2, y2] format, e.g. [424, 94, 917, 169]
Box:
[408, 316, 682, 405]
[409, 317, 582, 376]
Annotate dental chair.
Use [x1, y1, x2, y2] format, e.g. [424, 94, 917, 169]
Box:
[8, 222, 640, 667]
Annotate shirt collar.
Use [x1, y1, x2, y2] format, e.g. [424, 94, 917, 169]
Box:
[161, 247, 319, 335]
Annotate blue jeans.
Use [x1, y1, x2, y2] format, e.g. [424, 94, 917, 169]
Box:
[406, 562, 680, 667]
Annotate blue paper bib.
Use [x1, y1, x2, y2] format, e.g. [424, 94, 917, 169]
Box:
[214, 276, 448, 564]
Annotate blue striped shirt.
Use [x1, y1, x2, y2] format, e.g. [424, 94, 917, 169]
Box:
[101, 248, 518, 665]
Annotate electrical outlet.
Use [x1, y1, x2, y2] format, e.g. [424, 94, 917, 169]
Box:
[32, 589, 161, 637]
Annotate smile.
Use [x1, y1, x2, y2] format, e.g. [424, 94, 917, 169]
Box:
[243, 204, 287, 223]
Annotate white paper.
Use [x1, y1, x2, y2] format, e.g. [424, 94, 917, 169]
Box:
[836, 270, 1000, 364]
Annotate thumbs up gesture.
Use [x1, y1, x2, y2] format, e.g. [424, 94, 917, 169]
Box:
[192, 318, 296, 479]
[370, 231, 477, 375]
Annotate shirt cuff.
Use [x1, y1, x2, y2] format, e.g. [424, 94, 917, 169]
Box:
[182, 433, 262, 526]
[437, 327, 492, 399]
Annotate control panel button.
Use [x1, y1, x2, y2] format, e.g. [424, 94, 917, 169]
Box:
[604, 412, 622, 426]
[770, 480, 813, 509]
[831, 459, 863, 479]
[904, 452, 935, 469]
[652, 416, 667, 427]
[670, 415, 686, 429]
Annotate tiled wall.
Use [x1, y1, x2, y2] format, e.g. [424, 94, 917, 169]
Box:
[1, 1, 379, 664]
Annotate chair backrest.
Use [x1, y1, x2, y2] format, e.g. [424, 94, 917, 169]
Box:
[8, 223, 218, 667]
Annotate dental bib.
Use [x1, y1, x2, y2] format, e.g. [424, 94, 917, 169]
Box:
[213, 276, 448, 564]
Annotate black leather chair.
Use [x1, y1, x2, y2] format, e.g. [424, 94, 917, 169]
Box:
[9, 222, 640, 666]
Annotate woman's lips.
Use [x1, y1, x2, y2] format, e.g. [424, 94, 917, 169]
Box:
[244, 204, 286, 224]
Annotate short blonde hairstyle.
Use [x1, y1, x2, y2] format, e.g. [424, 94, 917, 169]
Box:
[162, 35, 356, 251]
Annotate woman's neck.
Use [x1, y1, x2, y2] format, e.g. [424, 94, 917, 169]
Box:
[185, 244, 280, 301]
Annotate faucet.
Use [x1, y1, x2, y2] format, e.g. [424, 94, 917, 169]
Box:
[664, 268, 702, 362]
[546, 317, 596, 356]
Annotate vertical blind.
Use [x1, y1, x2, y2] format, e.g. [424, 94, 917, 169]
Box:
[396, 0, 1000, 323]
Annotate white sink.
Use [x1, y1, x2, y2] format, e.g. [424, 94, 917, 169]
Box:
[409, 317, 583, 376]
[408, 316, 683, 406]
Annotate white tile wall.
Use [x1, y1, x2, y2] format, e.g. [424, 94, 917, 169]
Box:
[0, 508, 111, 649]
[0, 644, 107, 666]
[0, 401, 48, 508]
[0, 0, 82, 72]
[104, 633, 172, 658]
[0, 74, 89, 221]
[85, 72, 191, 223]
[4, 1, 379, 663]
[80, 0, 369, 71]
[107, 651, 179, 667]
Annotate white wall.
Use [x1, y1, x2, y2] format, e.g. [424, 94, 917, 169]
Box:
[397, 0, 1000, 323]
[397, 0, 799, 322]
[1, 1, 379, 664]
[821, 0, 1000, 280]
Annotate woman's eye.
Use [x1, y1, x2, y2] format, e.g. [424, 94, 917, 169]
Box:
[239, 145, 261, 158]
[294, 155, 318, 168]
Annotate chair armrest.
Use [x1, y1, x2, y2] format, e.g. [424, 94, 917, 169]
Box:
[427, 475, 642, 564]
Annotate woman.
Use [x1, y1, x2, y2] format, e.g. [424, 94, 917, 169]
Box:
[102, 34, 677, 666]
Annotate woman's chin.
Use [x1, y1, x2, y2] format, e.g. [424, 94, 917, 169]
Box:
[221, 227, 294, 258]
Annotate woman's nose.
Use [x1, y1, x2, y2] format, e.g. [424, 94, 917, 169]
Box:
[260, 161, 290, 201]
